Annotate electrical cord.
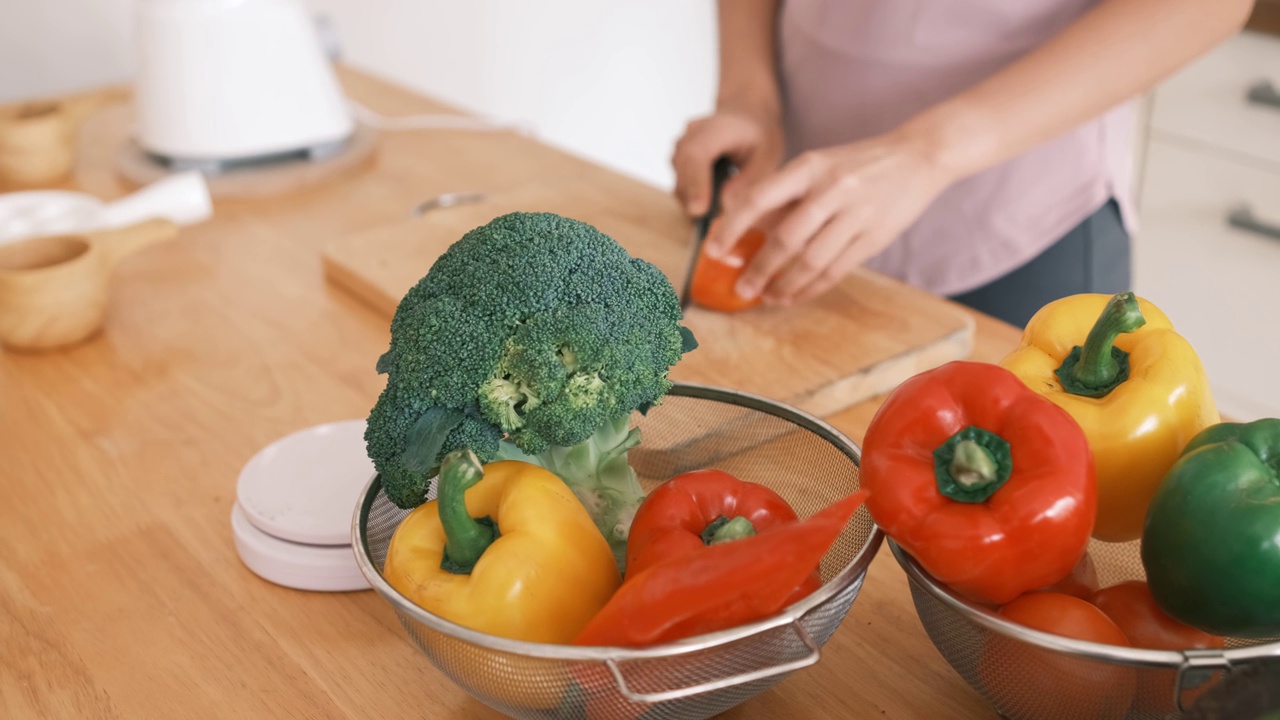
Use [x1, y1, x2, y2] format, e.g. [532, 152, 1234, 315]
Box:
[346, 99, 533, 136]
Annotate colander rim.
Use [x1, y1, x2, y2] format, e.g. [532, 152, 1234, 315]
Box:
[352, 381, 885, 661]
[889, 538, 1280, 667]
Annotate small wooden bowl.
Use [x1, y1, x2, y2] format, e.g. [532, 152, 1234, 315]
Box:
[0, 218, 178, 351]
[0, 101, 78, 188]
[0, 90, 127, 189]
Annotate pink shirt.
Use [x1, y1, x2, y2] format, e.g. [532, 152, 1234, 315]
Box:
[777, 0, 1138, 296]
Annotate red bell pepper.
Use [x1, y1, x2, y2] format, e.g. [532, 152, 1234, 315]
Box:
[1041, 552, 1100, 600]
[623, 468, 821, 604]
[573, 484, 868, 647]
[860, 360, 1098, 606]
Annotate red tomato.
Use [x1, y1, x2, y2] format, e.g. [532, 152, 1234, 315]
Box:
[979, 592, 1136, 720]
[1090, 580, 1227, 717]
[1091, 580, 1225, 651]
[1000, 591, 1131, 646]
[689, 222, 766, 313]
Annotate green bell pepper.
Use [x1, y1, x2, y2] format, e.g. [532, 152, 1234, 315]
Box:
[1142, 419, 1280, 638]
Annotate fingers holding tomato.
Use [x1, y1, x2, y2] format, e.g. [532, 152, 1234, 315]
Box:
[689, 222, 767, 313]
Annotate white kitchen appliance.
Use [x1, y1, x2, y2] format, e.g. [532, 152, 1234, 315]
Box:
[232, 418, 374, 592]
[133, 0, 355, 173]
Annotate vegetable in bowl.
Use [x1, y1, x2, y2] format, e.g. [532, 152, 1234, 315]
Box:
[1142, 418, 1280, 638]
[364, 211, 697, 569]
[382, 449, 621, 645]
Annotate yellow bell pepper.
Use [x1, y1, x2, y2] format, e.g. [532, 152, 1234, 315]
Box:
[383, 450, 621, 644]
[1000, 292, 1219, 543]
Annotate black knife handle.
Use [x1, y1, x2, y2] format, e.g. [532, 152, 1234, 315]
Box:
[695, 156, 737, 241]
[680, 156, 737, 310]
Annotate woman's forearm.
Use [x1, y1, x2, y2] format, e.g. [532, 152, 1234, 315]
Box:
[907, 0, 1256, 181]
[715, 0, 782, 118]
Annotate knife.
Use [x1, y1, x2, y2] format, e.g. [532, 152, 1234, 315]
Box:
[679, 156, 736, 310]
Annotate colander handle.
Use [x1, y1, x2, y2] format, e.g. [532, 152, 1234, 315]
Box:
[605, 621, 821, 704]
[1174, 650, 1232, 712]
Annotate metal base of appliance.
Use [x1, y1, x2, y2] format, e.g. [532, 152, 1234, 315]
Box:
[142, 135, 352, 176]
[103, 101, 378, 199]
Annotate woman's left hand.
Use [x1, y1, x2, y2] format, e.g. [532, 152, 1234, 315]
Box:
[704, 127, 958, 305]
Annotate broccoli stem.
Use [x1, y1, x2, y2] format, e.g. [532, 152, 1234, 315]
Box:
[494, 413, 646, 572]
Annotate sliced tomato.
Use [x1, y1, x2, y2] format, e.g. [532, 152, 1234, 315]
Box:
[689, 223, 766, 313]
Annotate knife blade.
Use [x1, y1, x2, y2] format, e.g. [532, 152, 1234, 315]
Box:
[679, 156, 736, 310]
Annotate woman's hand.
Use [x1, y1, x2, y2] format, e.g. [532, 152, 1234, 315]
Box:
[671, 107, 785, 218]
[705, 127, 958, 305]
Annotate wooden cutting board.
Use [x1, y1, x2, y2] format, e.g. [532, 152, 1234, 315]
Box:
[322, 184, 974, 419]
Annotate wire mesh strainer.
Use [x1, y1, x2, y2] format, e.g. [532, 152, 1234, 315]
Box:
[892, 537, 1280, 720]
[353, 382, 883, 720]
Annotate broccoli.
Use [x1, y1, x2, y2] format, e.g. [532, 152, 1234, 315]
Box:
[365, 211, 696, 567]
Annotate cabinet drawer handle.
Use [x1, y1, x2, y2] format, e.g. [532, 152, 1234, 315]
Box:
[1246, 79, 1280, 110]
[1227, 205, 1280, 241]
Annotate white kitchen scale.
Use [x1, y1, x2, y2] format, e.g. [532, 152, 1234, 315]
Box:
[232, 419, 376, 592]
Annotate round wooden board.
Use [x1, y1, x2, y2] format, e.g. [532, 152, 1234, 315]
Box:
[79, 102, 378, 199]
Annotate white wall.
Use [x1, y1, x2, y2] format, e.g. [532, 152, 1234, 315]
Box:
[0, 0, 137, 103]
[308, 0, 718, 189]
[0, 0, 718, 190]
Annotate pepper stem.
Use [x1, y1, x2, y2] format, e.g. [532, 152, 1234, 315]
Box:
[950, 440, 999, 488]
[700, 515, 758, 545]
[1055, 292, 1146, 398]
[438, 449, 498, 575]
[934, 427, 1013, 503]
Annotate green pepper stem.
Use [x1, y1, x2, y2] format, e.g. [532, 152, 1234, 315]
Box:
[700, 515, 758, 545]
[934, 427, 1013, 503]
[438, 449, 497, 574]
[1056, 292, 1146, 398]
[950, 440, 999, 488]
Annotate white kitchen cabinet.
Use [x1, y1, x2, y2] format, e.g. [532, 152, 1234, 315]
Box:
[1147, 31, 1280, 167]
[1135, 140, 1280, 420]
[1134, 29, 1280, 420]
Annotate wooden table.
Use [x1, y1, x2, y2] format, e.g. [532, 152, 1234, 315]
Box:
[0, 69, 1023, 719]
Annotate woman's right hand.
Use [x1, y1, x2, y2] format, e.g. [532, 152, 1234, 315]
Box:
[671, 108, 785, 218]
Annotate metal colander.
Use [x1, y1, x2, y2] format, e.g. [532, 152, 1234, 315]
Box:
[893, 537, 1280, 720]
[353, 383, 883, 720]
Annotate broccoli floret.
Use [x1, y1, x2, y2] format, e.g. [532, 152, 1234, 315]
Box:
[365, 212, 696, 563]
[365, 380, 502, 508]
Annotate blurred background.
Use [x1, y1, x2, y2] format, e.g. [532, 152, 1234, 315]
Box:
[2, 1, 1279, 419]
[0, 0, 717, 190]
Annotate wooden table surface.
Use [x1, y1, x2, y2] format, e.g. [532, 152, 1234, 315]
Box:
[0, 68, 1023, 719]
